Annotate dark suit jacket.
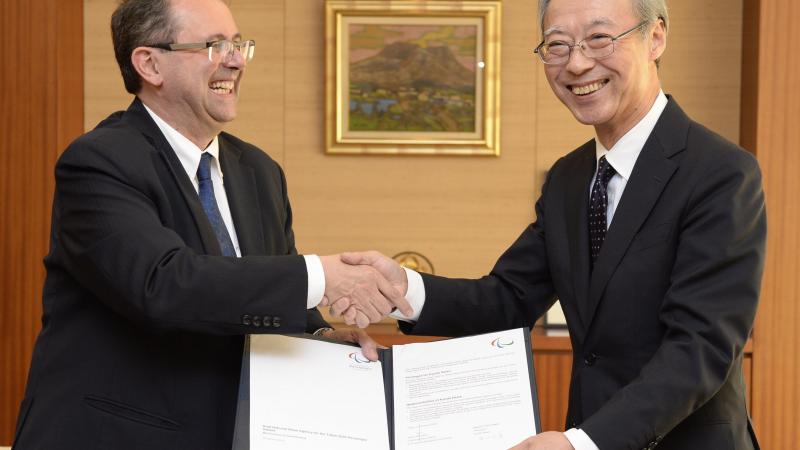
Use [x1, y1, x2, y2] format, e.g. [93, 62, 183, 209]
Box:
[401, 97, 765, 450]
[13, 98, 328, 449]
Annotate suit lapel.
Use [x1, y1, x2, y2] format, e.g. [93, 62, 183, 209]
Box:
[218, 136, 265, 255]
[565, 142, 597, 329]
[123, 98, 224, 255]
[584, 98, 689, 326]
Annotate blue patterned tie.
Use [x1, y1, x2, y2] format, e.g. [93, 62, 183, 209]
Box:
[589, 155, 616, 266]
[197, 152, 236, 257]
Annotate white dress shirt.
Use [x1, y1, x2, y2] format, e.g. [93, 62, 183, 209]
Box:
[396, 91, 669, 450]
[143, 104, 325, 309]
[590, 91, 669, 226]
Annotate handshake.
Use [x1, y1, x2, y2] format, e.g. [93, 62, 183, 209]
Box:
[319, 251, 412, 328]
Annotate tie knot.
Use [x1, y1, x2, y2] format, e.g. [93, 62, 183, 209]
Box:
[597, 155, 616, 185]
[197, 152, 213, 181]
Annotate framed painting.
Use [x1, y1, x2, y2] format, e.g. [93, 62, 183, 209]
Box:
[325, 1, 501, 155]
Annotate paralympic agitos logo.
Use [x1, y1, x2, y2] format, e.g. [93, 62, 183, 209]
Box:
[491, 337, 514, 348]
[348, 352, 372, 363]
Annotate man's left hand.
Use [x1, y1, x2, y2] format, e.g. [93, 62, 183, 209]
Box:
[509, 432, 575, 450]
[316, 328, 384, 361]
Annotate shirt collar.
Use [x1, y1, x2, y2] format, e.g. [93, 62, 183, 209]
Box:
[142, 103, 222, 182]
[595, 90, 668, 181]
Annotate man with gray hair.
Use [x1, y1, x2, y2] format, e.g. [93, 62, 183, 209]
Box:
[12, 0, 411, 448]
[339, 0, 764, 448]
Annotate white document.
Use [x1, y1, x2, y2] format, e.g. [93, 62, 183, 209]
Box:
[392, 327, 537, 449]
[247, 328, 538, 450]
[248, 335, 390, 450]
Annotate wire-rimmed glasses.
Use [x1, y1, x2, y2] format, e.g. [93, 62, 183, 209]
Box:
[147, 39, 255, 64]
[534, 21, 649, 65]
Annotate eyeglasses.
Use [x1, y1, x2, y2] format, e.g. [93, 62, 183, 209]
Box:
[534, 20, 650, 65]
[147, 39, 255, 63]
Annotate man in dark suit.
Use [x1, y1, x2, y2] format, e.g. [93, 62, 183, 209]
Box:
[12, 0, 411, 448]
[337, 0, 766, 448]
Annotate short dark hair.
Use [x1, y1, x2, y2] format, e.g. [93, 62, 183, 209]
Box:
[111, 0, 177, 94]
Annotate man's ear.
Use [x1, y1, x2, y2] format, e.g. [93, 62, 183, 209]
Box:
[131, 46, 164, 88]
[649, 19, 667, 62]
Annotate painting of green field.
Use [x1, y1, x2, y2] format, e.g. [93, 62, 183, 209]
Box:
[348, 24, 478, 132]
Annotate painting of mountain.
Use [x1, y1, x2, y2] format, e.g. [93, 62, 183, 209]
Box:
[347, 24, 478, 132]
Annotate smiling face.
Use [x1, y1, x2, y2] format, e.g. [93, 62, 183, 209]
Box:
[541, 0, 666, 147]
[148, 0, 246, 145]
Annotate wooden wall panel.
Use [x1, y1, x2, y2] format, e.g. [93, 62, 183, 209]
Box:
[739, 0, 760, 153]
[0, 0, 83, 445]
[751, 0, 800, 448]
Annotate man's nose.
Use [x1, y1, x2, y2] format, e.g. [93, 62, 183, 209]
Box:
[222, 48, 246, 69]
[564, 45, 595, 74]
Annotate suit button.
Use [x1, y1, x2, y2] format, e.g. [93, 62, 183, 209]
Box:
[242, 315, 252, 326]
[252, 315, 262, 327]
[273, 317, 281, 328]
[263, 316, 272, 327]
[584, 352, 597, 366]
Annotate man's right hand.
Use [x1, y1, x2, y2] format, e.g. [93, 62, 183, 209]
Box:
[331, 251, 412, 325]
[319, 254, 412, 328]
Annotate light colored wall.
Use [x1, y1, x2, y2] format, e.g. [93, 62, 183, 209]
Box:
[84, 0, 742, 286]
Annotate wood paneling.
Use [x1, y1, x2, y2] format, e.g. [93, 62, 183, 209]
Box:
[750, 0, 800, 448]
[739, 0, 760, 153]
[0, 0, 83, 445]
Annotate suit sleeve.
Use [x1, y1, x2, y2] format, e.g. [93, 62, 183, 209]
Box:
[54, 134, 312, 335]
[581, 150, 766, 449]
[400, 171, 558, 337]
[276, 163, 330, 333]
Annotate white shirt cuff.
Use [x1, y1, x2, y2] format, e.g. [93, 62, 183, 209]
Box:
[390, 268, 425, 322]
[303, 254, 325, 309]
[564, 428, 600, 450]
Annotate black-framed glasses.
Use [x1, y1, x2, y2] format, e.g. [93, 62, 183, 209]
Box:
[534, 20, 650, 65]
[147, 39, 255, 63]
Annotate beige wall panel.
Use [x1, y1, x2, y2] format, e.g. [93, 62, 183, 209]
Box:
[220, 0, 286, 164]
[659, 0, 742, 143]
[84, 0, 126, 129]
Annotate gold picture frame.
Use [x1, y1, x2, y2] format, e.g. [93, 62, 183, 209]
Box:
[325, 0, 501, 155]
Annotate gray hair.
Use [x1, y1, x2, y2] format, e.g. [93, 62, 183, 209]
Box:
[111, 0, 177, 94]
[538, 0, 669, 37]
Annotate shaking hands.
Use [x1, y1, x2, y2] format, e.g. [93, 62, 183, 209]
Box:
[319, 251, 410, 328]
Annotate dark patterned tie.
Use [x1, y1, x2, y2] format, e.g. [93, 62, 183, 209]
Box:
[589, 155, 616, 265]
[197, 152, 236, 257]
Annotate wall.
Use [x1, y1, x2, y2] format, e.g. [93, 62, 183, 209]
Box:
[750, 0, 800, 447]
[0, 0, 83, 444]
